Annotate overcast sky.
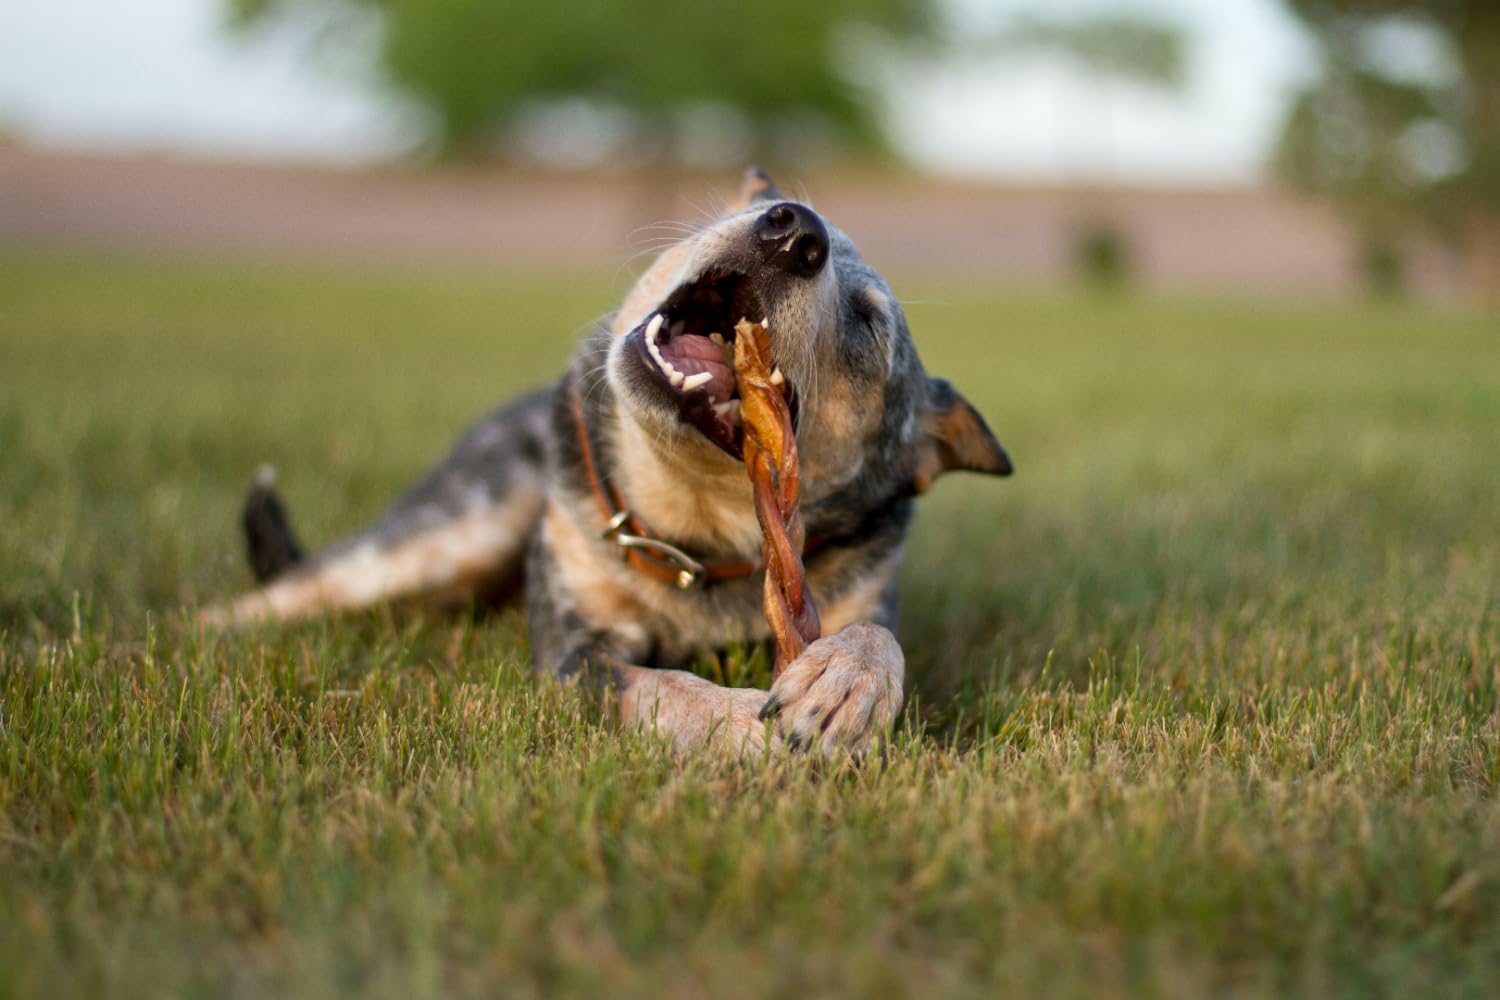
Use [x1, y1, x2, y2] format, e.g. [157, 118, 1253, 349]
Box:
[0, 0, 1313, 185]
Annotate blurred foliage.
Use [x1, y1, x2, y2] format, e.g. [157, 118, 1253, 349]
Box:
[1276, 1, 1500, 297]
[972, 14, 1182, 293]
[229, 1, 1190, 173]
[1358, 232, 1408, 297]
[970, 14, 1183, 292]
[229, 0, 937, 161]
[982, 14, 1185, 92]
[1074, 219, 1134, 291]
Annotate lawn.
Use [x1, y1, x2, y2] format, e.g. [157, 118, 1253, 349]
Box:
[2, 252, 1497, 997]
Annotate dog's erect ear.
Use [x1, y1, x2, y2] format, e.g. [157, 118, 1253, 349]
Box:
[912, 377, 1013, 494]
[730, 166, 783, 211]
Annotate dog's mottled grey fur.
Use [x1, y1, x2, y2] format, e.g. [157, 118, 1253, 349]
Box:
[209, 170, 1011, 756]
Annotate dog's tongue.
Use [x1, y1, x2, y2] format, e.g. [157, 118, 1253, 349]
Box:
[661, 334, 736, 399]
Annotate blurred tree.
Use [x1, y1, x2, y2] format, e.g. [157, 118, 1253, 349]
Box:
[228, 0, 936, 165]
[971, 15, 1185, 289]
[1074, 220, 1132, 291]
[985, 14, 1184, 90]
[1276, 1, 1500, 298]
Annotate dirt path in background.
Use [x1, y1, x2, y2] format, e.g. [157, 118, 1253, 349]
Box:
[0, 145, 1465, 295]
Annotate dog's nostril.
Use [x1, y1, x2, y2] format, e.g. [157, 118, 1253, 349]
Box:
[800, 238, 826, 273]
[761, 204, 796, 239]
[755, 202, 830, 279]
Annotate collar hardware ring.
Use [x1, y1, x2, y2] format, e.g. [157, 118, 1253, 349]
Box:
[601, 510, 706, 589]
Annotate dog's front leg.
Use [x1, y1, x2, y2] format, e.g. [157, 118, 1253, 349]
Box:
[527, 520, 781, 757]
[613, 663, 781, 757]
[760, 622, 905, 757]
[549, 644, 780, 757]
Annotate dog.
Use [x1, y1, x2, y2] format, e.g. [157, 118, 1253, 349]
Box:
[207, 169, 1012, 756]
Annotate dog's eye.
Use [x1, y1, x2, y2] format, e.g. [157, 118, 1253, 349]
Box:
[838, 286, 894, 373]
[852, 286, 890, 328]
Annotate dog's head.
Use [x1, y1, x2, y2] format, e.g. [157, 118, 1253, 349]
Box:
[604, 168, 1011, 509]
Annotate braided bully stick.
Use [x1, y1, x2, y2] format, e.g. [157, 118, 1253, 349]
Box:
[733, 317, 821, 678]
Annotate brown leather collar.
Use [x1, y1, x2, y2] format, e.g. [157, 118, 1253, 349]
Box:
[569, 387, 764, 589]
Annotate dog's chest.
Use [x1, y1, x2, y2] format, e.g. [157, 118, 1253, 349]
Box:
[541, 497, 896, 667]
[607, 423, 766, 558]
[541, 502, 767, 656]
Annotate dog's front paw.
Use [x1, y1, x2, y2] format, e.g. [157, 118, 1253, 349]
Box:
[760, 622, 904, 757]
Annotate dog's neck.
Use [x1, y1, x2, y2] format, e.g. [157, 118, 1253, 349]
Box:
[607, 418, 764, 559]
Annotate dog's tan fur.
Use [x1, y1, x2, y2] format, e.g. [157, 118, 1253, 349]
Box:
[608, 419, 765, 556]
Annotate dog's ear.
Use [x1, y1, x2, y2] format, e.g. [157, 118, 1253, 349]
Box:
[729, 166, 783, 211]
[911, 377, 1013, 494]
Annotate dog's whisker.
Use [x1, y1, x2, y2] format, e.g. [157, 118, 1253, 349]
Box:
[636, 222, 705, 239]
[681, 192, 727, 226]
[631, 219, 704, 235]
[627, 233, 697, 251]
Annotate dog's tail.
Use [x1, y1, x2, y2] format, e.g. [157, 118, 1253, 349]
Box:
[242, 464, 305, 583]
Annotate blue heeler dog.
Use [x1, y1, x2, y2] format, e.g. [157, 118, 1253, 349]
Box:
[206, 169, 1012, 757]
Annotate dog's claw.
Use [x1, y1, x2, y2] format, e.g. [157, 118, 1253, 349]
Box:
[762, 622, 904, 758]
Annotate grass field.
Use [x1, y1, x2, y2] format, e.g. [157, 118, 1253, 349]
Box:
[2, 252, 1498, 997]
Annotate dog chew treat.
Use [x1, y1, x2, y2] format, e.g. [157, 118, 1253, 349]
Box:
[733, 317, 821, 679]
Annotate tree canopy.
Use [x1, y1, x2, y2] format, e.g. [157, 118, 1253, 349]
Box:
[1275, 0, 1500, 294]
[231, 1, 1192, 171]
[230, 0, 936, 161]
[979, 14, 1184, 93]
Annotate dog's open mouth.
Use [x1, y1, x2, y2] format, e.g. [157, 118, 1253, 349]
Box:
[627, 269, 789, 457]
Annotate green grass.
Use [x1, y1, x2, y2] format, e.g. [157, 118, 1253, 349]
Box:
[2, 252, 1498, 997]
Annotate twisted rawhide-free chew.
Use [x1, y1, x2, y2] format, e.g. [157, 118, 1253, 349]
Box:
[733, 318, 821, 679]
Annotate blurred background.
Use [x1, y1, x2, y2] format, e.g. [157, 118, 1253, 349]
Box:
[2, 0, 1496, 300]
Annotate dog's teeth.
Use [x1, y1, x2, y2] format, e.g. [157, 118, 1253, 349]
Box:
[760, 318, 769, 329]
[769, 367, 784, 386]
[648, 333, 682, 382]
[708, 332, 725, 347]
[646, 314, 663, 342]
[681, 372, 713, 392]
[647, 337, 667, 366]
[712, 400, 741, 420]
[670, 321, 685, 338]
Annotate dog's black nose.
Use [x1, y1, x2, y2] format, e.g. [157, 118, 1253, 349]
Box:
[755, 202, 829, 278]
